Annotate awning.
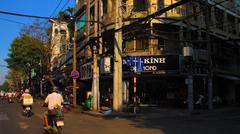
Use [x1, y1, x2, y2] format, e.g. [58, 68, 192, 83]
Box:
[216, 74, 240, 81]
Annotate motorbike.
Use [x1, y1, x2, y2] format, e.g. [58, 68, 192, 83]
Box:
[8, 97, 13, 103]
[43, 108, 64, 134]
[22, 105, 32, 117]
[22, 96, 33, 117]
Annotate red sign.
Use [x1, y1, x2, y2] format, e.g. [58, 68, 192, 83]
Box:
[70, 70, 80, 79]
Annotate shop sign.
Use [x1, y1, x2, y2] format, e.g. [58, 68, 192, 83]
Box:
[100, 57, 111, 74]
[79, 62, 92, 80]
[123, 55, 179, 73]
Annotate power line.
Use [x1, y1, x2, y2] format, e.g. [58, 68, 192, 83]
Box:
[0, 10, 57, 20]
[43, 0, 64, 28]
[0, 17, 27, 25]
[49, 0, 64, 18]
[59, 0, 71, 12]
[166, 0, 229, 25]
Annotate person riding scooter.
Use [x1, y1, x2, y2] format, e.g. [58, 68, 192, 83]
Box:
[42, 86, 64, 131]
[20, 89, 33, 117]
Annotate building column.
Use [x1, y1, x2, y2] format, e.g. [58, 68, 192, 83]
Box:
[113, 0, 123, 112]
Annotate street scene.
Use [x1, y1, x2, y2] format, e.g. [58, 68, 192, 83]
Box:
[0, 98, 240, 134]
[1, 0, 240, 134]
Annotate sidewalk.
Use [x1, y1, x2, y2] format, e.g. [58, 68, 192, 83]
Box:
[80, 105, 240, 119]
[34, 98, 240, 119]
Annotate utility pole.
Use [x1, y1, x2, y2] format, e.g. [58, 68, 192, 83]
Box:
[39, 59, 43, 97]
[72, 18, 77, 107]
[185, 2, 194, 113]
[205, 0, 213, 110]
[113, 0, 123, 112]
[92, 0, 100, 111]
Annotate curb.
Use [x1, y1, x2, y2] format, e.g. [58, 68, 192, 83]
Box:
[81, 110, 142, 118]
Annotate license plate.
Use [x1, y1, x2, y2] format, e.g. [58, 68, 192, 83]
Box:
[56, 121, 64, 126]
[26, 107, 31, 110]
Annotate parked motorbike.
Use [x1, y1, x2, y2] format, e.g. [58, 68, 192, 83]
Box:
[62, 101, 71, 113]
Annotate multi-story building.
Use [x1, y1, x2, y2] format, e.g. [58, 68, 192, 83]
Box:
[48, 20, 70, 85]
[75, 0, 240, 110]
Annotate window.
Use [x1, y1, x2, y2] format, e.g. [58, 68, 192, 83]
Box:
[76, 14, 86, 31]
[125, 40, 135, 51]
[228, 15, 236, 34]
[102, 0, 108, 14]
[158, 38, 165, 50]
[192, 5, 198, 21]
[90, 6, 95, 26]
[214, 8, 224, 30]
[136, 39, 148, 50]
[157, 0, 164, 10]
[133, 0, 147, 11]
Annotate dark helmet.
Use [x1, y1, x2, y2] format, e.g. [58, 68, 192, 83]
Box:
[52, 86, 58, 92]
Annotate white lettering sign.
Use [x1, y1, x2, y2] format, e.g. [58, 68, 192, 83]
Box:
[144, 57, 166, 64]
[144, 66, 157, 71]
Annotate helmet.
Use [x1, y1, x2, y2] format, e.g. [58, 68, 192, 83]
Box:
[25, 89, 30, 93]
[52, 86, 58, 92]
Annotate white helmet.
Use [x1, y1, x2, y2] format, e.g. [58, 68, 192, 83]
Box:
[25, 89, 30, 93]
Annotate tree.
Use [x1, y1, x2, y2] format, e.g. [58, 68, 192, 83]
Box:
[58, 7, 75, 21]
[5, 69, 25, 90]
[6, 34, 45, 75]
[20, 20, 48, 43]
[0, 81, 9, 91]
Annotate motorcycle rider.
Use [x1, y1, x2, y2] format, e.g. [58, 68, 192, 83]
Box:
[43, 86, 64, 129]
[20, 89, 33, 110]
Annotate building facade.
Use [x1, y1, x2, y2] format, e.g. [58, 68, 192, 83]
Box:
[74, 0, 240, 110]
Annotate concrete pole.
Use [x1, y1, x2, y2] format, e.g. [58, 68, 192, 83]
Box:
[39, 59, 43, 97]
[113, 0, 123, 112]
[92, 0, 100, 111]
[205, 0, 213, 110]
[133, 67, 137, 114]
[186, 2, 194, 113]
[72, 19, 77, 107]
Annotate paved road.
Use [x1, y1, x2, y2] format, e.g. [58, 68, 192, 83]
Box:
[0, 99, 43, 134]
[1, 99, 240, 134]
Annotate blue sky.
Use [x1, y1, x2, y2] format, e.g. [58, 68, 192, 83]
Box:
[0, 0, 75, 84]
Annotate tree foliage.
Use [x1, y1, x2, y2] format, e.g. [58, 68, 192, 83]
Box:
[5, 69, 25, 90]
[0, 81, 9, 91]
[6, 34, 46, 75]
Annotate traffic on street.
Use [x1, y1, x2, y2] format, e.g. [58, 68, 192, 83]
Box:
[1, 1, 240, 134]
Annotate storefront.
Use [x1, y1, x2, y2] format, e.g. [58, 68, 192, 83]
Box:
[100, 54, 187, 108]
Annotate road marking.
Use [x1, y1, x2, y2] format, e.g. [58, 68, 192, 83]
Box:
[0, 114, 9, 120]
[18, 121, 29, 129]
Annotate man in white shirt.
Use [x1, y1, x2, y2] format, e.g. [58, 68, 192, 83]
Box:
[43, 86, 63, 129]
[44, 86, 64, 110]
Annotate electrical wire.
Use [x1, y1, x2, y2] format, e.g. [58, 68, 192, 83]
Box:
[59, 0, 71, 13]
[43, 0, 64, 28]
[0, 17, 26, 25]
[49, 0, 64, 18]
[165, 0, 230, 25]
[0, 10, 56, 20]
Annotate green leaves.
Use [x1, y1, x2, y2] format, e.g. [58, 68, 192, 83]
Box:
[6, 34, 46, 75]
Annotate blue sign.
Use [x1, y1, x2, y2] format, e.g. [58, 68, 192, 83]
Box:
[125, 56, 144, 73]
[70, 70, 80, 79]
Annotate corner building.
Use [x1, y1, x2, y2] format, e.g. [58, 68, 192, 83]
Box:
[75, 0, 240, 109]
